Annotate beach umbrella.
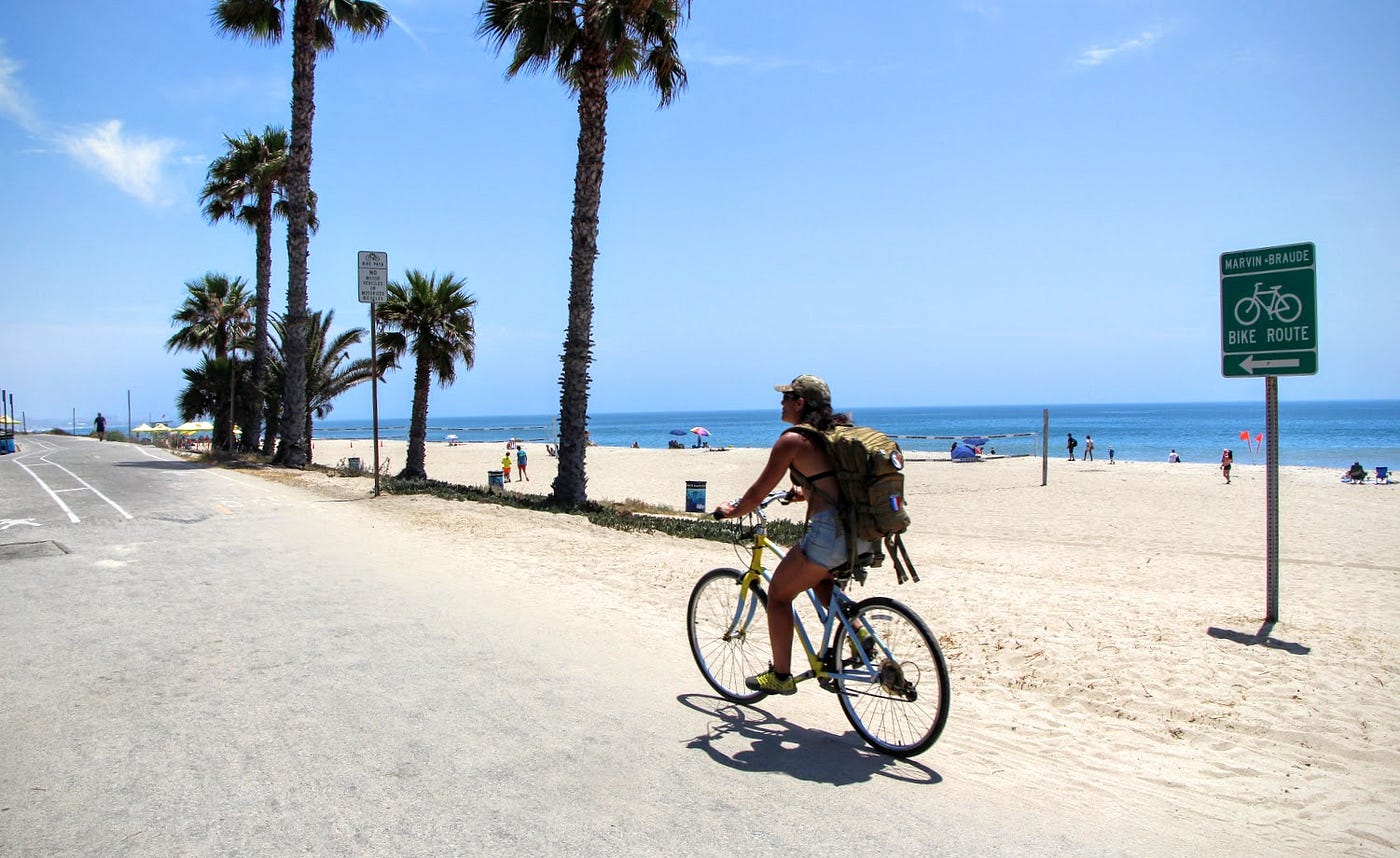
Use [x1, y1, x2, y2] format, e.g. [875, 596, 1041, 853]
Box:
[690, 427, 710, 437]
[669, 428, 687, 436]
[132, 422, 155, 434]
[149, 423, 172, 433]
[1, 414, 20, 425]
[175, 420, 214, 433]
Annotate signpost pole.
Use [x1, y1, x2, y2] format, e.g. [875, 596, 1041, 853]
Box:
[1265, 376, 1279, 621]
[370, 301, 381, 497]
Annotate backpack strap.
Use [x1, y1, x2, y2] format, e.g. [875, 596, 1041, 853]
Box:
[885, 534, 920, 584]
[782, 426, 840, 507]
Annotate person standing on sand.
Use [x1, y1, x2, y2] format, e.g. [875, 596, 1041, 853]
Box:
[1221, 448, 1233, 484]
[1066, 433, 1078, 461]
[93, 413, 107, 442]
[501, 451, 512, 483]
[516, 445, 529, 481]
[1108, 446, 1115, 464]
[716, 374, 868, 696]
[1084, 435, 1095, 461]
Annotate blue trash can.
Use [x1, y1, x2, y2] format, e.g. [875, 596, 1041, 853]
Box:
[488, 470, 505, 492]
[685, 480, 707, 513]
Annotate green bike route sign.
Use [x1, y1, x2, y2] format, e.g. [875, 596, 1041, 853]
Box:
[1220, 242, 1317, 378]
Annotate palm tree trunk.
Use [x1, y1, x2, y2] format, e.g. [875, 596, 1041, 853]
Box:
[245, 193, 274, 453]
[401, 349, 432, 480]
[553, 19, 610, 505]
[276, 0, 317, 468]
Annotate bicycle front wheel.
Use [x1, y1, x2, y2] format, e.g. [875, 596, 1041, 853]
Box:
[834, 596, 950, 757]
[687, 568, 772, 703]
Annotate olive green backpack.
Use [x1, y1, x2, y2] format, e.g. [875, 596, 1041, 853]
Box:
[789, 424, 919, 584]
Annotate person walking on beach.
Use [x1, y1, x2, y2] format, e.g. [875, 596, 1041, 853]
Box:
[1066, 433, 1078, 461]
[1108, 446, 1115, 464]
[1084, 435, 1095, 461]
[93, 412, 107, 442]
[1221, 448, 1233, 484]
[501, 451, 512, 483]
[715, 374, 866, 696]
[516, 445, 529, 481]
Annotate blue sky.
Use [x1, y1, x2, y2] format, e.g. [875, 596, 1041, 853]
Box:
[2, 1, 1397, 429]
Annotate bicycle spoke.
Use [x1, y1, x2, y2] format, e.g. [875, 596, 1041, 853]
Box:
[687, 569, 771, 703]
[833, 597, 949, 757]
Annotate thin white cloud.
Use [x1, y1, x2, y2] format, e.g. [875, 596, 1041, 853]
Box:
[0, 44, 43, 132]
[56, 120, 180, 206]
[688, 45, 808, 73]
[390, 12, 435, 59]
[1076, 28, 1165, 67]
[3, 41, 183, 206]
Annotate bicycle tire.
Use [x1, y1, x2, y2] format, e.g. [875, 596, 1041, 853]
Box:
[833, 596, 950, 757]
[1275, 293, 1302, 323]
[687, 568, 772, 703]
[1234, 296, 1261, 327]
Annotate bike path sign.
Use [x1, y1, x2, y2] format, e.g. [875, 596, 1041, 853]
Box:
[358, 250, 388, 304]
[1220, 242, 1317, 377]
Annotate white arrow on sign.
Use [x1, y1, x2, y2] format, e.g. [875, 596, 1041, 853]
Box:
[1239, 355, 1301, 375]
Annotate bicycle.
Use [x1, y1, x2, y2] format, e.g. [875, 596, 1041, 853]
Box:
[686, 490, 950, 757]
[1234, 281, 1302, 326]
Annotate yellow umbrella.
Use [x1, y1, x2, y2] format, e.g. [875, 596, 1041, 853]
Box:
[175, 420, 214, 433]
[149, 422, 172, 433]
[0, 415, 19, 425]
[132, 422, 156, 433]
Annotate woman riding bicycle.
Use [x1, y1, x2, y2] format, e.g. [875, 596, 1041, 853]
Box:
[715, 374, 867, 695]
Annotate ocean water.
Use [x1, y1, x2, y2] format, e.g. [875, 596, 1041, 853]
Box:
[314, 400, 1400, 470]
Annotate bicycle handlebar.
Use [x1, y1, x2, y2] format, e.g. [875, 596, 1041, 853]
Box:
[712, 489, 792, 520]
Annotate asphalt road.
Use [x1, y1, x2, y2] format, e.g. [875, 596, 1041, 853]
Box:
[1, 436, 1112, 856]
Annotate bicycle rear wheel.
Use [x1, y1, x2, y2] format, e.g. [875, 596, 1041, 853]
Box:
[687, 568, 771, 703]
[833, 596, 949, 757]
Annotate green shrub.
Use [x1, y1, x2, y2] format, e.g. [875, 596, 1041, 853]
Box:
[381, 477, 806, 545]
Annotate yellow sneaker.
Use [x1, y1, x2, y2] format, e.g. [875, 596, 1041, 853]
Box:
[745, 667, 797, 695]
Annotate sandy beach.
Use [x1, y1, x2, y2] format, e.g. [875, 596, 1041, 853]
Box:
[302, 437, 1400, 853]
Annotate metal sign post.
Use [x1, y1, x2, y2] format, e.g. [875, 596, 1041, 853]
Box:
[358, 251, 388, 496]
[1220, 242, 1317, 622]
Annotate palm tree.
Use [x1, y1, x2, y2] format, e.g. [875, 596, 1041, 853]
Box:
[199, 125, 317, 454]
[269, 309, 377, 453]
[213, 0, 389, 469]
[478, 0, 688, 503]
[176, 356, 256, 449]
[377, 270, 478, 481]
[168, 273, 253, 451]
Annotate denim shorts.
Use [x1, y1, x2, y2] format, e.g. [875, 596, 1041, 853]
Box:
[799, 508, 854, 570]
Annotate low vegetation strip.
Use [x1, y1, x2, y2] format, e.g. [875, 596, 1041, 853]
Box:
[380, 476, 807, 545]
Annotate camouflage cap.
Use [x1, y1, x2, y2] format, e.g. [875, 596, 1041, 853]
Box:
[774, 374, 831, 407]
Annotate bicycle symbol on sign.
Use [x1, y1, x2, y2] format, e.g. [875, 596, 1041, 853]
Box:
[1234, 281, 1302, 326]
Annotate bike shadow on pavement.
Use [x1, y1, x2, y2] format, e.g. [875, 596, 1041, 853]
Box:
[677, 693, 941, 786]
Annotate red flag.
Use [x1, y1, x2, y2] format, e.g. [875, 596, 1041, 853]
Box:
[1239, 430, 1250, 440]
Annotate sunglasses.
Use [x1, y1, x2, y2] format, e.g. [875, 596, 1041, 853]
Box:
[782, 391, 802, 402]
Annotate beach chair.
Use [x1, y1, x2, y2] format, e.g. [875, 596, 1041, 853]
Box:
[1376, 466, 1391, 485]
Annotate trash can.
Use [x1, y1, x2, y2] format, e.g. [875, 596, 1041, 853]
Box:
[346, 457, 362, 472]
[685, 480, 707, 513]
[488, 470, 505, 492]
[0, 434, 14, 455]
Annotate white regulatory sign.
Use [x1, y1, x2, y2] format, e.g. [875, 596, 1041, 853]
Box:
[358, 251, 388, 303]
